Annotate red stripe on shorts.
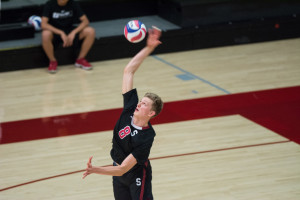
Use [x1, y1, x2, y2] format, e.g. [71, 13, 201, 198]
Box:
[139, 161, 148, 200]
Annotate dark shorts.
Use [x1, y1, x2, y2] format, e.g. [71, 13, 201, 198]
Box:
[113, 161, 153, 200]
[52, 26, 81, 49]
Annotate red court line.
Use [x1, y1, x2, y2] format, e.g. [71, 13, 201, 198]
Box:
[150, 140, 291, 160]
[0, 169, 86, 193]
[0, 140, 290, 192]
[1, 85, 300, 144]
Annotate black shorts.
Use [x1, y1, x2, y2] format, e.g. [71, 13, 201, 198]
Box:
[113, 161, 153, 200]
[52, 26, 80, 49]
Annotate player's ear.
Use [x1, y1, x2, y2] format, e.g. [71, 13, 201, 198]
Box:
[148, 110, 156, 118]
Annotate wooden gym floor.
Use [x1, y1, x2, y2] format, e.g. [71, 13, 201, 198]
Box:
[0, 38, 300, 199]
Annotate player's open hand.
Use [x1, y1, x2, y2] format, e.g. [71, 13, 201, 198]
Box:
[147, 26, 162, 49]
[82, 156, 93, 179]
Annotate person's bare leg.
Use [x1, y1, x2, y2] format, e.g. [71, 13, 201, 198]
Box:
[42, 30, 56, 61]
[78, 26, 95, 59]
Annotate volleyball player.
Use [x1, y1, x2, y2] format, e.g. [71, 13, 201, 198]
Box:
[82, 27, 163, 200]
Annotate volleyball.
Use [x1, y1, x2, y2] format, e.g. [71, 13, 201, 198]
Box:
[27, 15, 42, 31]
[124, 20, 147, 43]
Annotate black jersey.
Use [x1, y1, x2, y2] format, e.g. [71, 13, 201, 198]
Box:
[42, 0, 84, 30]
[110, 89, 155, 168]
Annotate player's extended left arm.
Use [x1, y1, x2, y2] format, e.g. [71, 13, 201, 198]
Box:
[82, 154, 137, 178]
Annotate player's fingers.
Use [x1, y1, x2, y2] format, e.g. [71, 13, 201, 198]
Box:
[87, 163, 92, 168]
[152, 26, 161, 33]
[152, 26, 161, 37]
[88, 156, 93, 163]
[65, 40, 69, 46]
[66, 39, 71, 47]
[68, 38, 73, 46]
[148, 28, 153, 35]
[82, 172, 88, 179]
[64, 39, 69, 47]
[86, 156, 93, 168]
[83, 169, 91, 177]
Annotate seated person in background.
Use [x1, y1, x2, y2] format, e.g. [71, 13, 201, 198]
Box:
[41, 0, 95, 73]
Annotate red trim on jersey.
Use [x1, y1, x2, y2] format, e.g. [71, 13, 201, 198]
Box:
[139, 161, 149, 200]
[131, 117, 150, 130]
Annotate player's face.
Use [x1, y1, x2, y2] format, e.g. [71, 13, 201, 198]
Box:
[57, 0, 69, 6]
[134, 97, 155, 118]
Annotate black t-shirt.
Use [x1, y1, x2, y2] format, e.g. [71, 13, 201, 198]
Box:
[42, 0, 84, 29]
[110, 89, 155, 167]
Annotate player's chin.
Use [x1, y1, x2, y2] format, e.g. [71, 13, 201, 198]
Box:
[134, 111, 142, 118]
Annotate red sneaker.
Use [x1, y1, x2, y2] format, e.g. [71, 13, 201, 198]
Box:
[75, 58, 92, 70]
[48, 61, 57, 74]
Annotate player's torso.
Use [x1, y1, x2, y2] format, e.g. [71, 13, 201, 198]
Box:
[116, 114, 149, 149]
[48, 1, 76, 28]
[112, 111, 153, 159]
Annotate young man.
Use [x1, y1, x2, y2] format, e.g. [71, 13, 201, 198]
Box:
[41, 0, 95, 73]
[82, 27, 163, 200]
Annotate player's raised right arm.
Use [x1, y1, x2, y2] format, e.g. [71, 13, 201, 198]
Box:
[122, 27, 162, 94]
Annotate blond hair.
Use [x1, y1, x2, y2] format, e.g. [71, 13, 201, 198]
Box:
[144, 92, 163, 118]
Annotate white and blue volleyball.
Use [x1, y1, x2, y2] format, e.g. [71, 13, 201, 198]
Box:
[124, 20, 147, 43]
[28, 15, 42, 31]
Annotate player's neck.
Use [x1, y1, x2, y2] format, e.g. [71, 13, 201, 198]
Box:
[132, 116, 149, 128]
